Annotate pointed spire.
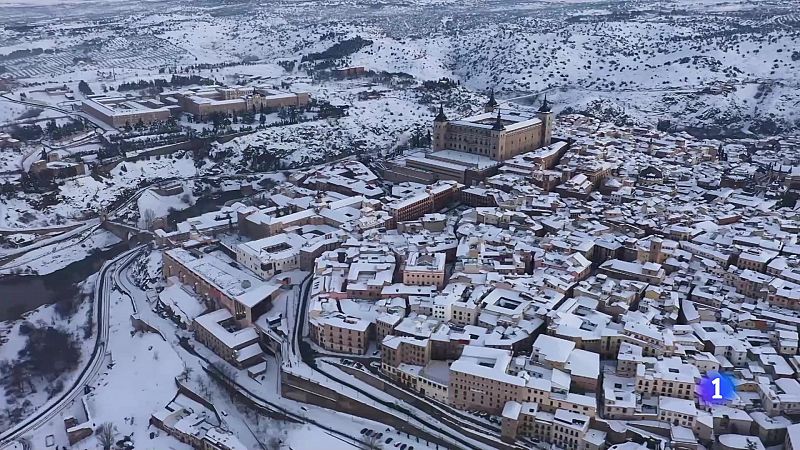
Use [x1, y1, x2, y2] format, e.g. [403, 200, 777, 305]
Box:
[434, 104, 447, 122]
[485, 88, 498, 108]
[538, 94, 552, 113]
[492, 108, 504, 131]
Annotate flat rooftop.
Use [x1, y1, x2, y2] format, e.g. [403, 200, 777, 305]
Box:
[451, 110, 542, 132]
[83, 97, 171, 118]
[428, 150, 500, 170]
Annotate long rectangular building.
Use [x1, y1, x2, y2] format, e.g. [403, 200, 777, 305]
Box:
[162, 248, 280, 326]
[82, 95, 172, 128]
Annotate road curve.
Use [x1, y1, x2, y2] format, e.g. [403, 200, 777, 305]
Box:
[0, 246, 145, 446]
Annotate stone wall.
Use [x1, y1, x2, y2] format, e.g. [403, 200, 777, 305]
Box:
[281, 366, 522, 450]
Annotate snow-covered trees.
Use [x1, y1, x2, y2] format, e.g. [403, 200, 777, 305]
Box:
[96, 422, 117, 450]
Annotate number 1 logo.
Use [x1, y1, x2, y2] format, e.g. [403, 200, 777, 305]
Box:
[711, 377, 722, 400]
[700, 372, 735, 404]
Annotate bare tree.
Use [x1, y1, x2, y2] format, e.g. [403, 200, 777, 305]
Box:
[141, 208, 156, 229]
[17, 436, 31, 450]
[363, 434, 383, 450]
[196, 375, 211, 398]
[96, 422, 117, 450]
[178, 365, 193, 382]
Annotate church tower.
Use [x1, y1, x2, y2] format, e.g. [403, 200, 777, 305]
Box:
[432, 104, 448, 151]
[484, 89, 498, 113]
[649, 237, 663, 263]
[535, 95, 553, 146]
[490, 109, 505, 159]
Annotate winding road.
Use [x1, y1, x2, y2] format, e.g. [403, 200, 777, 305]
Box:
[0, 246, 145, 447]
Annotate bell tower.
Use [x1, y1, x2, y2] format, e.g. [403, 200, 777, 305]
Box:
[535, 95, 553, 147]
[432, 104, 448, 151]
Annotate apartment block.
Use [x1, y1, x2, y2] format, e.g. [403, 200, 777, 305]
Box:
[309, 314, 371, 355]
[402, 252, 446, 288]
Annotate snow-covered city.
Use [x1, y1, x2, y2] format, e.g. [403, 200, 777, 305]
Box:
[1, 0, 800, 449]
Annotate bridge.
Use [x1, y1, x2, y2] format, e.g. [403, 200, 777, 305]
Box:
[0, 222, 86, 238]
[100, 219, 154, 245]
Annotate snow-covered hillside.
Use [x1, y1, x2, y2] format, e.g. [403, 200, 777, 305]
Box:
[209, 79, 482, 171]
[2, 0, 798, 134]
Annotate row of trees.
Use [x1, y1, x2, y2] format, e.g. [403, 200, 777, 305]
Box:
[117, 74, 216, 92]
[302, 36, 373, 61]
[9, 118, 86, 142]
[45, 118, 86, 140]
[421, 77, 459, 91]
[194, 105, 310, 130]
[0, 47, 53, 61]
[100, 124, 184, 159]
[162, 61, 257, 74]
[119, 115, 179, 134]
[408, 128, 432, 149]
[9, 123, 43, 141]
